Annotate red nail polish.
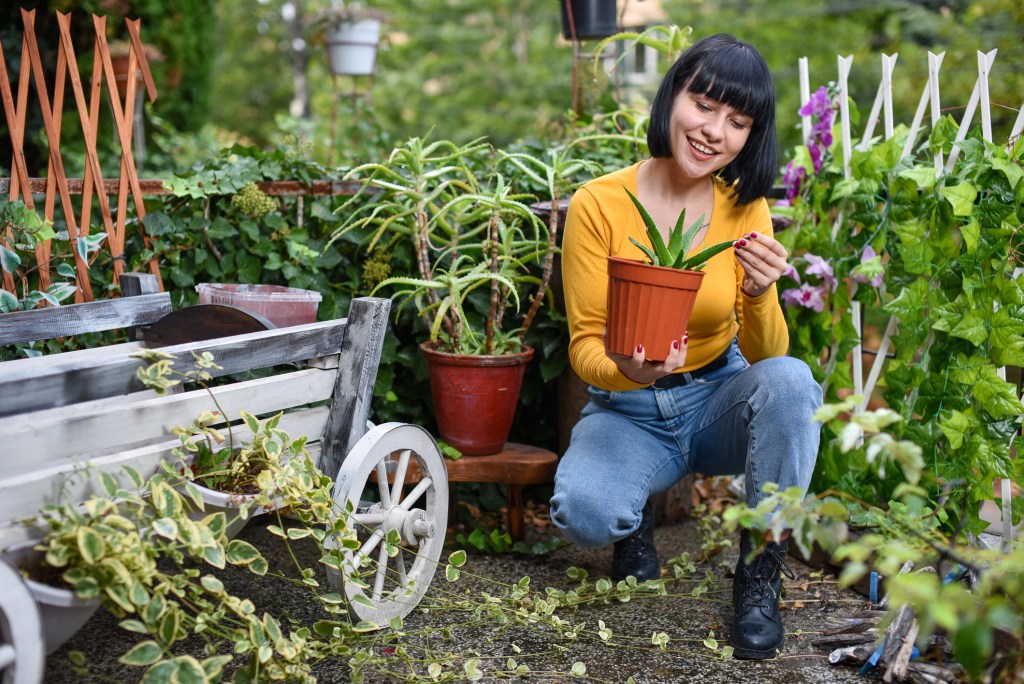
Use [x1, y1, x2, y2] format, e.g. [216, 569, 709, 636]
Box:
[682, 334, 688, 344]
[738, 239, 747, 247]
[750, 232, 759, 239]
[636, 344, 643, 354]
[673, 340, 679, 350]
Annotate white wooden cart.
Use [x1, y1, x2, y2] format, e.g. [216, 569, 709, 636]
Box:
[0, 275, 449, 683]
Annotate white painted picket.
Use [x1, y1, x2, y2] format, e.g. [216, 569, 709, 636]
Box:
[797, 48, 1021, 546]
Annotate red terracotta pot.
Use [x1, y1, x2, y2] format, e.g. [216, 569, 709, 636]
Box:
[420, 342, 534, 456]
[606, 256, 704, 362]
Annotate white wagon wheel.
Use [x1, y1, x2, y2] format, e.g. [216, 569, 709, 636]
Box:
[328, 422, 448, 625]
[0, 559, 44, 684]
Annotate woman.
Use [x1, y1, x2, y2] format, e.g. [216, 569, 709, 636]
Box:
[550, 34, 822, 660]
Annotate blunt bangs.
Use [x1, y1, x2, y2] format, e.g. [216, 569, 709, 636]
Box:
[684, 49, 774, 126]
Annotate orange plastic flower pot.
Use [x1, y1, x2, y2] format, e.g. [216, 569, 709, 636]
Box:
[420, 342, 535, 456]
[605, 256, 705, 362]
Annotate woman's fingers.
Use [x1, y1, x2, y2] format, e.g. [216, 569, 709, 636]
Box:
[735, 232, 789, 295]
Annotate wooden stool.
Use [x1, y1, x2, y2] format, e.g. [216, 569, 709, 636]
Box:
[444, 442, 559, 541]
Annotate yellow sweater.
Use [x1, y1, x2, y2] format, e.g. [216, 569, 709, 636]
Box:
[562, 162, 789, 391]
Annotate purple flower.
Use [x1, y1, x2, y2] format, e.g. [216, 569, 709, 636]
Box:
[781, 161, 806, 202]
[782, 262, 801, 284]
[852, 245, 885, 287]
[782, 284, 827, 312]
[803, 253, 837, 292]
[800, 86, 833, 120]
[798, 86, 834, 174]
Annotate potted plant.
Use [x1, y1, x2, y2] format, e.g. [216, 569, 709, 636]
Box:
[606, 187, 735, 361]
[329, 138, 561, 455]
[133, 349, 287, 538]
[311, 2, 386, 77]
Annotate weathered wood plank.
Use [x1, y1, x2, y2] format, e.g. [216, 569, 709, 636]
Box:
[0, 319, 346, 417]
[0, 367, 336, 466]
[0, 340, 145, 372]
[319, 297, 390, 478]
[0, 292, 171, 345]
[0, 405, 329, 547]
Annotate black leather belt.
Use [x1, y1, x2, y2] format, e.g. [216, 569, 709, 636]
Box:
[651, 348, 730, 390]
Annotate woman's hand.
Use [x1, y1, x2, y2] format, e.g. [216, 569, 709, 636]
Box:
[734, 231, 789, 297]
[605, 331, 689, 385]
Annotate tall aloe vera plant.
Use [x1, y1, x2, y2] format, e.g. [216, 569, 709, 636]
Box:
[624, 187, 735, 271]
[328, 138, 552, 355]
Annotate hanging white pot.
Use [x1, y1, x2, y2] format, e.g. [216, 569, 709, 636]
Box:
[325, 19, 382, 76]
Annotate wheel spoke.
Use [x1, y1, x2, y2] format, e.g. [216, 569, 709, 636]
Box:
[372, 544, 389, 601]
[398, 478, 432, 511]
[390, 449, 411, 505]
[395, 547, 409, 590]
[375, 459, 392, 508]
[351, 528, 385, 568]
[350, 512, 386, 528]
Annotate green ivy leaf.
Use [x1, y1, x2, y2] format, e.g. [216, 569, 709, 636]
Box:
[898, 166, 937, 189]
[948, 310, 988, 346]
[972, 365, 1023, 419]
[0, 289, 18, 313]
[448, 549, 467, 567]
[445, 564, 461, 582]
[938, 410, 970, 450]
[0, 244, 21, 273]
[76, 527, 106, 564]
[941, 181, 978, 217]
[227, 540, 262, 565]
[953, 619, 993, 679]
[120, 640, 164, 666]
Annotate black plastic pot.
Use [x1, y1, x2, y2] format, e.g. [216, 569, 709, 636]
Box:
[559, 0, 618, 41]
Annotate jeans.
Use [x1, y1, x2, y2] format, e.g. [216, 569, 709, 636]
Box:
[550, 340, 822, 548]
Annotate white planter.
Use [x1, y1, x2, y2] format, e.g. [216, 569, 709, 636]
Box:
[2, 549, 101, 655]
[325, 19, 381, 76]
[181, 483, 261, 539]
[25, 579, 101, 654]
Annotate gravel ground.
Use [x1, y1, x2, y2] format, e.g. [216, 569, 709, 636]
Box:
[44, 515, 883, 683]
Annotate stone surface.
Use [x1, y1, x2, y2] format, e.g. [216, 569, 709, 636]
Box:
[44, 516, 883, 683]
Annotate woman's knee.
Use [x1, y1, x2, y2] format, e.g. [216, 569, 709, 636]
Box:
[550, 487, 622, 547]
[754, 357, 822, 408]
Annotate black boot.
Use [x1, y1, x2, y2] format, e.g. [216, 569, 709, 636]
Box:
[612, 501, 660, 582]
[730, 530, 794, 659]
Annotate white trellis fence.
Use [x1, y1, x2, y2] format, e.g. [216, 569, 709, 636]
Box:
[799, 49, 1024, 546]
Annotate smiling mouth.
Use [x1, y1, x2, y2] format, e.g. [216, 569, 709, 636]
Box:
[689, 139, 716, 156]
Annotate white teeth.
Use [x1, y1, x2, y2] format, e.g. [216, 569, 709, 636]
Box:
[690, 140, 714, 155]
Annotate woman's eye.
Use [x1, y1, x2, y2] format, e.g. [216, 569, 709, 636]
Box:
[730, 119, 748, 130]
[695, 101, 711, 112]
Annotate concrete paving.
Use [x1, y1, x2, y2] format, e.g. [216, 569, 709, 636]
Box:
[44, 516, 883, 683]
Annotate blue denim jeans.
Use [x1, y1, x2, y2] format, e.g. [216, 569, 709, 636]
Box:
[550, 340, 822, 548]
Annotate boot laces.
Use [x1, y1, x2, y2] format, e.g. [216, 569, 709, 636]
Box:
[619, 531, 649, 559]
[739, 544, 795, 612]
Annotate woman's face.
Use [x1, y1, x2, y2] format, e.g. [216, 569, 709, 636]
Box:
[668, 88, 754, 179]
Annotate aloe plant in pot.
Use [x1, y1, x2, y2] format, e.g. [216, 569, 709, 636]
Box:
[605, 186, 735, 361]
[329, 137, 560, 455]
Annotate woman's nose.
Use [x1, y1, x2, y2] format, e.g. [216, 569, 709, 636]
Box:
[702, 117, 724, 142]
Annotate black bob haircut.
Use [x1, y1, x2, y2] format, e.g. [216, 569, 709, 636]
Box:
[647, 34, 778, 206]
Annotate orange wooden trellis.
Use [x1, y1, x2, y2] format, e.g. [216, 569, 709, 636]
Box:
[0, 9, 163, 304]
